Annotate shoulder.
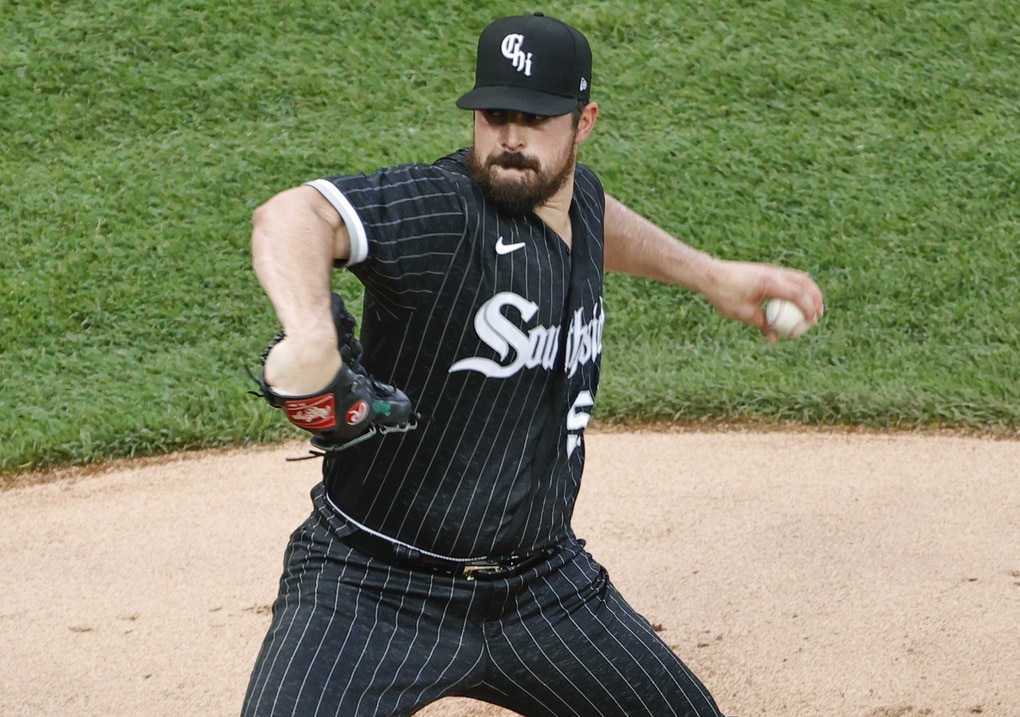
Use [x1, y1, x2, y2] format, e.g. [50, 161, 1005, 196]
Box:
[313, 149, 470, 194]
[309, 151, 478, 228]
[574, 162, 603, 192]
[574, 162, 606, 212]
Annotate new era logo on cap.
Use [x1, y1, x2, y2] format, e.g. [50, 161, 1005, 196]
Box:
[457, 13, 592, 117]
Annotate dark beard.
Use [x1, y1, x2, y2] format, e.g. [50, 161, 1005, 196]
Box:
[467, 147, 575, 215]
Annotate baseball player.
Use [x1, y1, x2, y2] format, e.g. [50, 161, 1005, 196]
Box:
[243, 13, 824, 717]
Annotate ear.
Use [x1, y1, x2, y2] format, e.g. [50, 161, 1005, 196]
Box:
[574, 102, 599, 145]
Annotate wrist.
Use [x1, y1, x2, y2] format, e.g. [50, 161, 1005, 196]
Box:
[673, 250, 720, 296]
[264, 334, 342, 396]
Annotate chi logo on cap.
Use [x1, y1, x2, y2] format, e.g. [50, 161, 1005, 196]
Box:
[501, 33, 533, 77]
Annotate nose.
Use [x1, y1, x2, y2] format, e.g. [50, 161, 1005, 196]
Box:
[500, 118, 526, 151]
[500, 130, 523, 152]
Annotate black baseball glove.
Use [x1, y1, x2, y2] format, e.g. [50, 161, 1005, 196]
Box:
[250, 293, 419, 452]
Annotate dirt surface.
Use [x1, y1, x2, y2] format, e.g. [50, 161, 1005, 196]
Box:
[2, 429, 1018, 717]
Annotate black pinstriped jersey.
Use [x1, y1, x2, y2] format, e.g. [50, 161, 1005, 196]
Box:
[307, 149, 605, 558]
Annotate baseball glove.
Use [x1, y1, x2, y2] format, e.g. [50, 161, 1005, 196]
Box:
[250, 293, 419, 452]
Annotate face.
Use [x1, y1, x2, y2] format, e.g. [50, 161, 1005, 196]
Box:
[467, 109, 584, 215]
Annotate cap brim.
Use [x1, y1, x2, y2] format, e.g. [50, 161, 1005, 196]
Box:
[456, 86, 579, 116]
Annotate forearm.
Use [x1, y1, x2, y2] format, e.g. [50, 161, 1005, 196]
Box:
[603, 193, 718, 294]
[251, 186, 346, 392]
[251, 186, 341, 339]
[602, 193, 824, 336]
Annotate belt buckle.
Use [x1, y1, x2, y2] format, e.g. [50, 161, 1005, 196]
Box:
[460, 560, 506, 580]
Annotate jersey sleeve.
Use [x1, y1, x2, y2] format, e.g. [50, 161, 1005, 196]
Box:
[305, 161, 472, 308]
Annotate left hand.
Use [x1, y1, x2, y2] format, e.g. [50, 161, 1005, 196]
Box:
[702, 259, 825, 343]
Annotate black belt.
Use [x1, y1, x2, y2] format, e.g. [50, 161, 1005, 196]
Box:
[342, 529, 556, 581]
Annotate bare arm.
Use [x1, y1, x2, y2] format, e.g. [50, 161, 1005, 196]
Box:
[251, 185, 352, 393]
[603, 194, 717, 290]
[604, 193, 824, 341]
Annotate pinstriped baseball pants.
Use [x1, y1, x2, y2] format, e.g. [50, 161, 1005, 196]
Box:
[241, 485, 726, 717]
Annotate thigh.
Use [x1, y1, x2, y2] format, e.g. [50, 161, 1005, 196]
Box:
[482, 549, 726, 717]
[242, 500, 484, 717]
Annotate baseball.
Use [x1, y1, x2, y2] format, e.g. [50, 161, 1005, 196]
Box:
[765, 299, 811, 338]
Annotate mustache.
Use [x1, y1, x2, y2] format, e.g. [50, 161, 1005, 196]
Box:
[490, 152, 540, 171]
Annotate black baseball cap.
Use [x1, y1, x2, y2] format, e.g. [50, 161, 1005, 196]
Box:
[456, 13, 592, 116]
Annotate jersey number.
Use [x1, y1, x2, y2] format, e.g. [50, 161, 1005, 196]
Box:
[566, 391, 594, 457]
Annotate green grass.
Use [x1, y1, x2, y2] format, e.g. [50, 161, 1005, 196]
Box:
[2, 0, 1018, 472]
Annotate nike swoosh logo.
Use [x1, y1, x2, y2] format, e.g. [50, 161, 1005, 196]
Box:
[495, 235, 526, 255]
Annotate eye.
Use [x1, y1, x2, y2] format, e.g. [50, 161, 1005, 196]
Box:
[482, 109, 508, 124]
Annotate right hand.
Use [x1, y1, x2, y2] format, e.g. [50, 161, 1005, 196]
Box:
[263, 334, 342, 397]
[701, 259, 824, 343]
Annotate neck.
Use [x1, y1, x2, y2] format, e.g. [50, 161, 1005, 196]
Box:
[534, 176, 575, 247]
